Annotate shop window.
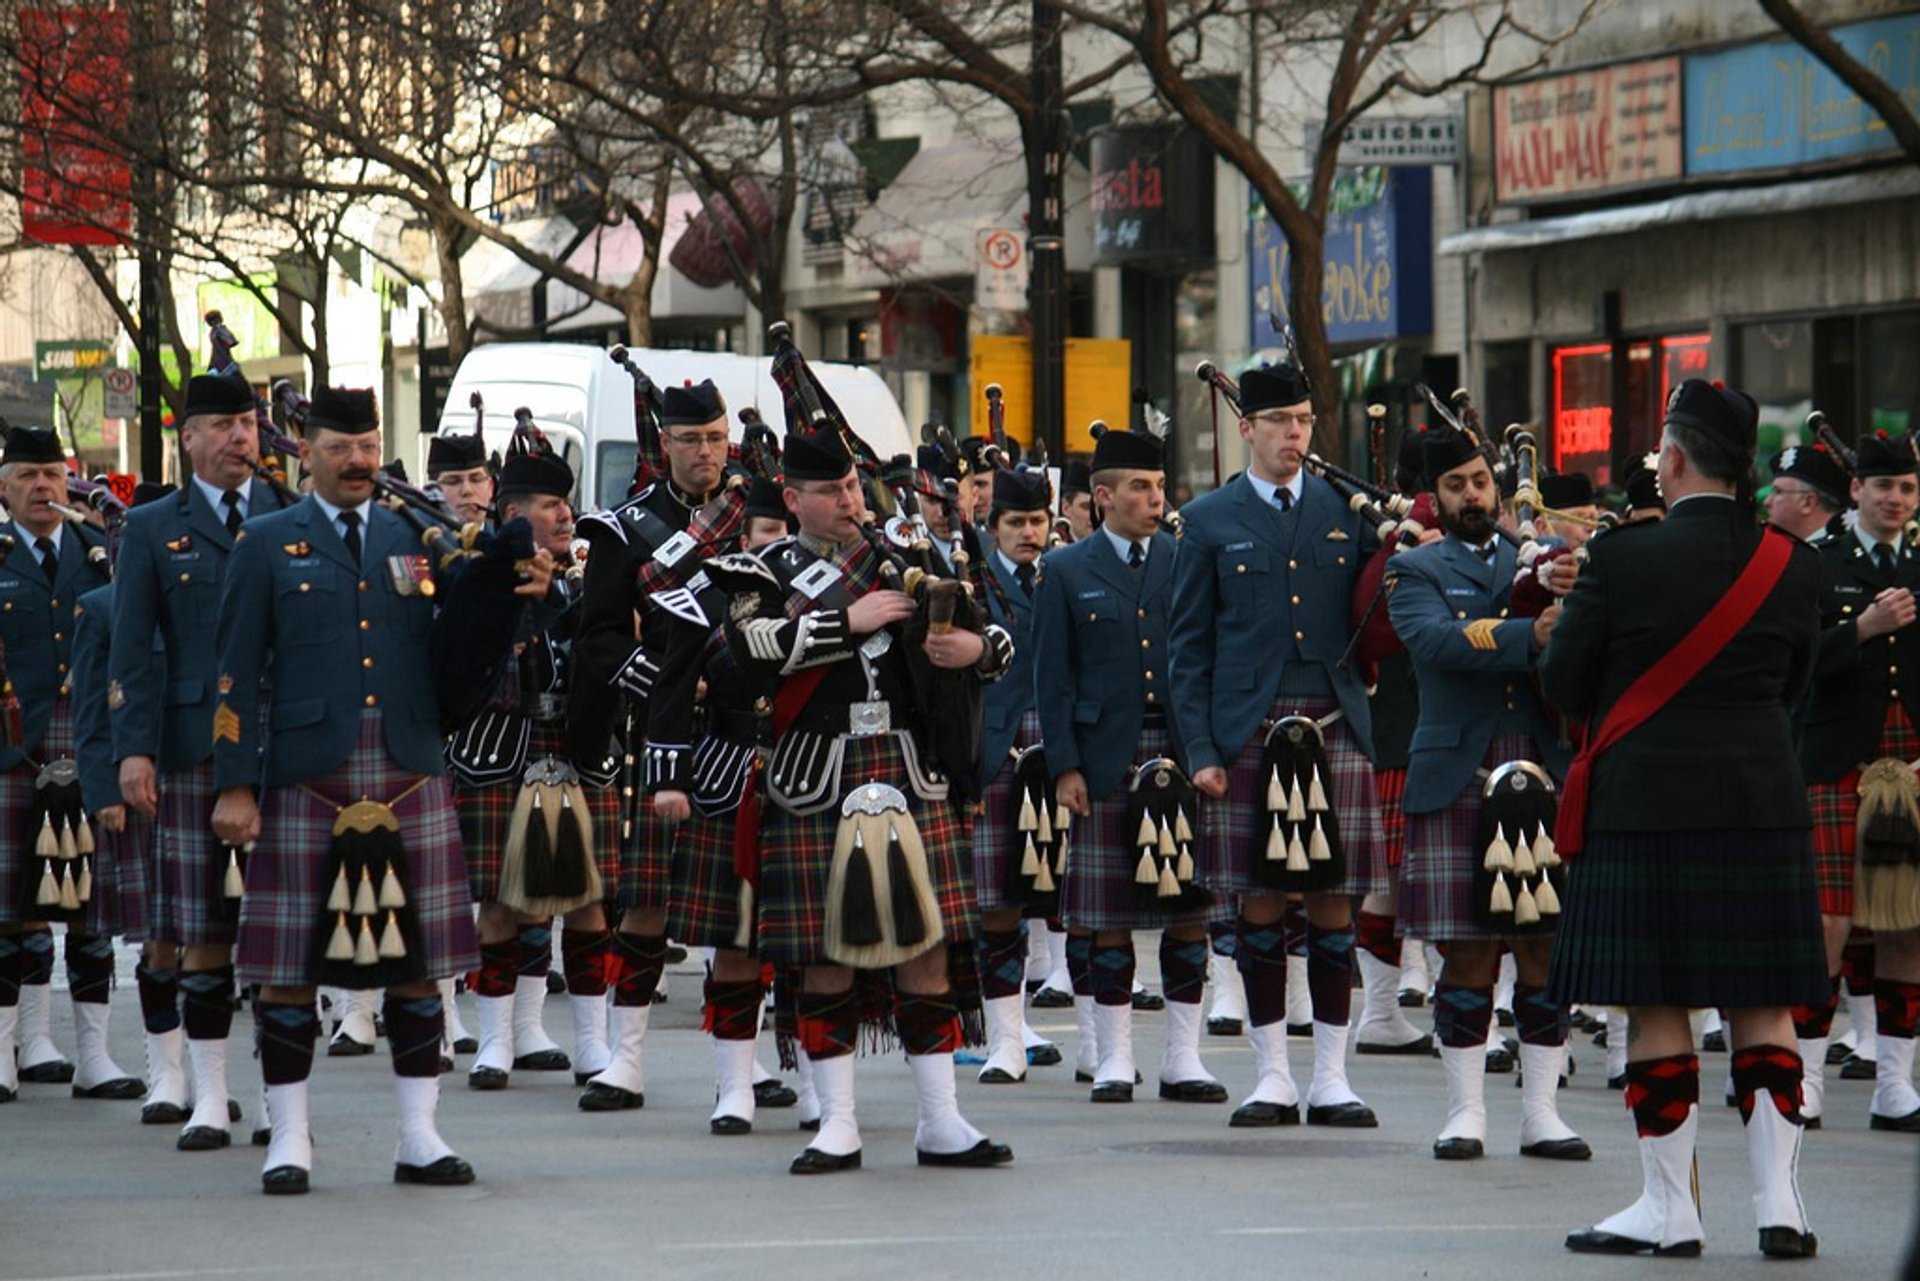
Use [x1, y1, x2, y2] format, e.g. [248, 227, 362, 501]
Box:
[1864, 309, 1920, 434]
[1735, 320, 1813, 458]
[1550, 342, 1614, 482]
[1550, 332, 1709, 486]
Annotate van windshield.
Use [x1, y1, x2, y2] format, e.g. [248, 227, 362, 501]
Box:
[597, 441, 638, 511]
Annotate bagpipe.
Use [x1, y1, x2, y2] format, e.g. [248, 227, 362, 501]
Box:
[609, 345, 668, 498]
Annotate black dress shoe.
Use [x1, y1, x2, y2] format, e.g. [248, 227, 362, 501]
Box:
[1132, 990, 1165, 1012]
[1564, 1228, 1701, 1257]
[1357, 1034, 1433, 1056]
[545, 972, 567, 994]
[142, 1100, 190, 1125]
[1824, 1040, 1853, 1065]
[467, 1067, 509, 1092]
[439, 1056, 454, 1075]
[327, 1034, 374, 1058]
[177, 1126, 231, 1152]
[1229, 1100, 1300, 1127]
[578, 1083, 644, 1111]
[0, 1085, 15, 1104]
[261, 1165, 310, 1196]
[1701, 1029, 1727, 1052]
[1606, 1073, 1627, 1090]
[665, 943, 689, 964]
[1286, 1022, 1312, 1037]
[790, 1147, 860, 1174]
[1207, 1016, 1244, 1037]
[394, 1155, 476, 1186]
[1307, 1101, 1378, 1128]
[1432, 1136, 1484, 1160]
[1030, 987, 1073, 1009]
[917, 1138, 1013, 1167]
[1398, 988, 1427, 1009]
[1485, 1047, 1515, 1074]
[1089, 1080, 1134, 1103]
[1591, 1028, 1609, 1047]
[1521, 1136, 1592, 1160]
[1496, 1009, 1515, 1028]
[755, 1080, 799, 1108]
[1758, 1227, 1818, 1258]
[978, 1066, 1024, 1084]
[453, 1036, 479, 1054]
[1158, 1078, 1228, 1103]
[1804, 1115, 1823, 1130]
[252, 1127, 272, 1147]
[799, 1117, 821, 1132]
[1840, 1054, 1877, 1081]
[513, 1049, 571, 1071]
[73, 1077, 146, 1100]
[228, 1098, 243, 1122]
[19, 1059, 75, 1084]
[710, 1115, 752, 1136]
[1870, 1106, 1920, 1133]
[1026, 1043, 1063, 1068]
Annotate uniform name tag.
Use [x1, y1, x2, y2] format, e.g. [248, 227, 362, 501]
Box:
[1446, 588, 1476, 597]
[1075, 588, 1107, 601]
[387, 554, 433, 596]
[653, 530, 698, 567]
[1224, 541, 1255, 553]
[1836, 585, 1866, 594]
[792, 559, 843, 600]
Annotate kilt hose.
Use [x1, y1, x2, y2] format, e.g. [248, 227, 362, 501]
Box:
[1398, 733, 1541, 943]
[1809, 702, 1918, 919]
[237, 712, 478, 989]
[156, 760, 235, 947]
[1200, 695, 1387, 899]
[1550, 828, 1830, 1009]
[83, 813, 154, 941]
[667, 802, 753, 950]
[454, 729, 621, 906]
[1377, 766, 1409, 870]
[1, 696, 78, 928]
[756, 734, 977, 969]
[971, 708, 1043, 917]
[1062, 723, 1214, 933]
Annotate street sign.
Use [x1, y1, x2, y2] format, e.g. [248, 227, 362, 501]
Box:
[975, 227, 1028, 312]
[103, 366, 136, 419]
[1306, 115, 1461, 167]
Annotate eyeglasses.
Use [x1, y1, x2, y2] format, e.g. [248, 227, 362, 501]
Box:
[1768, 484, 1814, 501]
[664, 430, 729, 451]
[1248, 411, 1315, 430]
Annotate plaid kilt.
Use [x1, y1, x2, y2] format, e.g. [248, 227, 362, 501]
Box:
[1809, 702, 1917, 918]
[1062, 724, 1211, 932]
[454, 726, 621, 905]
[84, 814, 154, 940]
[667, 806, 751, 948]
[237, 712, 478, 988]
[757, 734, 977, 968]
[1, 697, 76, 928]
[971, 709, 1043, 916]
[1200, 696, 1387, 898]
[1377, 767, 1409, 870]
[1550, 828, 1829, 1009]
[1398, 733, 1542, 942]
[614, 764, 674, 912]
[157, 760, 236, 946]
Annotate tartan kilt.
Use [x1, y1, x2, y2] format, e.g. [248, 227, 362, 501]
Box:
[1377, 767, 1409, 870]
[1550, 828, 1829, 1009]
[1809, 702, 1918, 918]
[757, 734, 977, 968]
[1, 697, 77, 928]
[84, 814, 154, 940]
[971, 709, 1044, 916]
[454, 728, 621, 906]
[1398, 733, 1541, 942]
[237, 712, 478, 988]
[614, 762, 673, 912]
[157, 760, 235, 946]
[667, 806, 751, 949]
[1062, 724, 1212, 932]
[1200, 696, 1387, 898]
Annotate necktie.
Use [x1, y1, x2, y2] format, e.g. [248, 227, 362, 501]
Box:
[1274, 487, 1293, 513]
[1127, 542, 1145, 570]
[221, 490, 244, 537]
[1015, 562, 1034, 597]
[1877, 544, 1896, 574]
[340, 510, 362, 564]
[34, 537, 56, 585]
[1481, 543, 1499, 566]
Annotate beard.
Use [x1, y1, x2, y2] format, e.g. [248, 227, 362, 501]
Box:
[1438, 501, 1497, 543]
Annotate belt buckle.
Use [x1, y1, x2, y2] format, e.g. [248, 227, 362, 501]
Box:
[528, 692, 563, 721]
[848, 701, 891, 736]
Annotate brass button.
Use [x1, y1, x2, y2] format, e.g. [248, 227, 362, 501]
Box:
[1499, 608, 1509, 619]
[1290, 595, 1301, 605]
[299, 583, 311, 593]
[1087, 613, 1097, 622]
[1893, 665, 1900, 675]
[1140, 638, 1150, 649]
[58, 684, 69, 696]
[1456, 610, 1467, 619]
[1337, 556, 1346, 566]
[1146, 692, 1159, 703]
[1144, 670, 1155, 680]
[179, 572, 191, 583]
[50, 598, 58, 607]
[362, 657, 374, 669]
[53, 632, 63, 642]
[56, 662, 66, 673]
[1137, 608, 1146, 619]
[364, 694, 378, 707]
[2, 602, 9, 611]
[1236, 565, 1246, 574]
[1288, 559, 1298, 570]
[359, 619, 371, 631]
[1294, 630, 1304, 641]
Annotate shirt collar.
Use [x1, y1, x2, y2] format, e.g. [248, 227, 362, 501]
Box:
[1245, 469, 1303, 509]
[1854, 523, 1904, 559]
[192, 473, 247, 521]
[311, 493, 371, 531]
[14, 520, 62, 553]
[1099, 523, 1146, 564]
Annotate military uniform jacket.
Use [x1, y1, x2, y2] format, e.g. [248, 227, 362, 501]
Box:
[0, 520, 110, 771]
[71, 584, 130, 814]
[1368, 650, 1419, 773]
[1799, 524, 1920, 784]
[570, 479, 730, 766]
[1168, 470, 1376, 774]
[213, 497, 447, 791]
[1387, 534, 1566, 816]
[110, 479, 281, 771]
[1030, 529, 1179, 801]
[720, 534, 1009, 815]
[977, 549, 1039, 794]
[642, 574, 770, 816]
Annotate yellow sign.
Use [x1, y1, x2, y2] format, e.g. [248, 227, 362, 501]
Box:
[970, 336, 1132, 455]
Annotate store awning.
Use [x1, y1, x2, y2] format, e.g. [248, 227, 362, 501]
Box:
[1439, 167, 1920, 256]
[463, 215, 584, 334]
[546, 190, 746, 331]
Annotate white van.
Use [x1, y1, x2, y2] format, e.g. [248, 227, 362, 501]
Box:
[434, 343, 912, 513]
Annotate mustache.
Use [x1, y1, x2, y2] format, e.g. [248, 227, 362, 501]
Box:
[339, 468, 376, 482]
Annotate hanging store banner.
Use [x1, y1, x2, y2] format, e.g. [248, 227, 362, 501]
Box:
[1250, 166, 1433, 347]
[1493, 56, 1683, 204]
[1089, 125, 1216, 264]
[18, 6, 131, 245]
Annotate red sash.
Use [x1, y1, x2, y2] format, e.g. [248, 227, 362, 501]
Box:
[1554, 529, 1794, 859]
[732, 663, 832, 887]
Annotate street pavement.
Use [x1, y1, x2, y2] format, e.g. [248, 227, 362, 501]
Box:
[1, 941, 1915, 1281]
